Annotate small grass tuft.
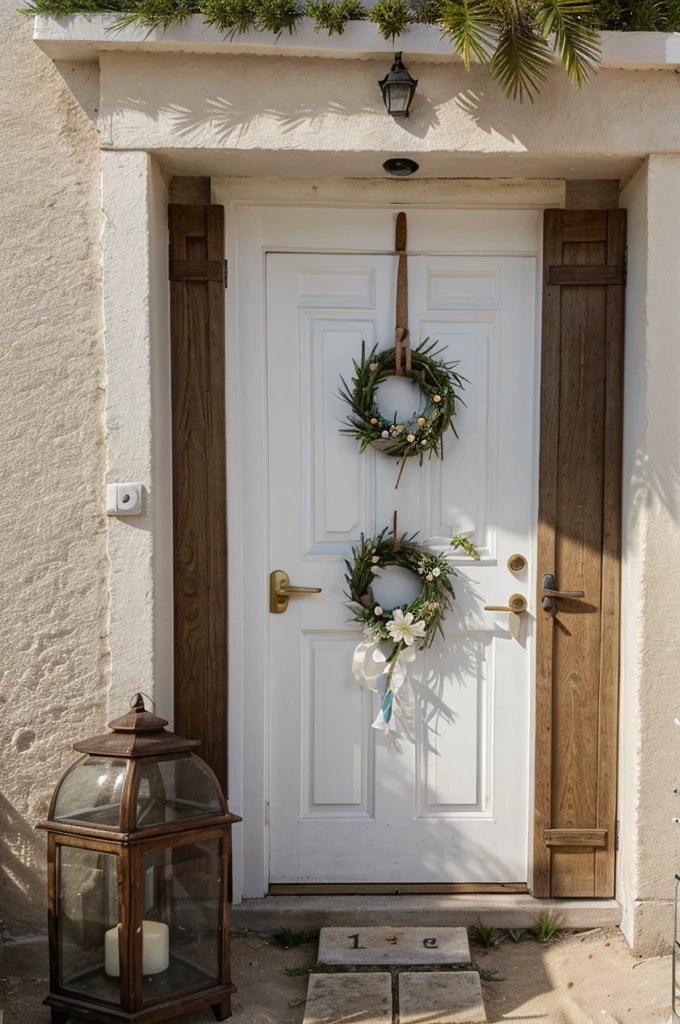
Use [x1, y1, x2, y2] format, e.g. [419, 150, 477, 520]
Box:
[507, 927, 526, 944]
[288, 997, 307, 1008]
[475, 966, 505, 982]
[531, 911, 561, 943]
[470, 919, 502, 949]
[273, 927, 318, 950]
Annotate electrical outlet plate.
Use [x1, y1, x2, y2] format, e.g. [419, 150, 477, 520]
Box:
[106, 483, 142, 516]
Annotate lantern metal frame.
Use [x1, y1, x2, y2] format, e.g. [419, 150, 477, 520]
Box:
[38, 695, 241, 1024]
[378, 51, 418, 118]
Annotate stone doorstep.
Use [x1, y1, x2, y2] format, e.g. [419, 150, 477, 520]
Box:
[318, 927, 471, 966]
[231, 894, 622, 935]
[303, 973, 392, 1024]
[400, 972, 486, 1024]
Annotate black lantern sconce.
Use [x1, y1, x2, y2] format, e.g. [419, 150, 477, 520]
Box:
[379, 52, 418, 118]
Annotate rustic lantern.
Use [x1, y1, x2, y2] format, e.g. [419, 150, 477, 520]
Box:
[379, 52, 418, 118]
[39, 694, 240, 1024]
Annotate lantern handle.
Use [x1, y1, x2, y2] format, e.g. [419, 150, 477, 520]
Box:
[130, 691, 156, 713]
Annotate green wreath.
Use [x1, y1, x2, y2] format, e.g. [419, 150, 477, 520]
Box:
[338, 338, 466, 463]
[345, 528, 479, 726]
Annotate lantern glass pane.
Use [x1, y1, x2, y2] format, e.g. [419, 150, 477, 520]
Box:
[140, 838, 222, 1002]
[135, 756, 221, 827]
[58, 846, 121, 1004]
[387, 83, 411, 114]
[54, 756, 128, 828]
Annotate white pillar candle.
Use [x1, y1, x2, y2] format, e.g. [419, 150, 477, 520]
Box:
[141, 920, 170, 974]
[104, 921, 170, 977]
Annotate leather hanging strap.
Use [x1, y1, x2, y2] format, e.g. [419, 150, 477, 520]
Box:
[394, 212, 411, 375]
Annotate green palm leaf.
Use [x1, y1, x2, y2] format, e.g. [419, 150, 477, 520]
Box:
[490, 8, 553, 101]
[439, 0, 496, 68]
[535, 0, 600, 87]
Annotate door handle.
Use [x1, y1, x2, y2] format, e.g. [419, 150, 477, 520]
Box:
[541, 573, 585, 615]
[270, 570, 322, 614]
[542, 572, 585, 599]
[484, 593, 527, 615]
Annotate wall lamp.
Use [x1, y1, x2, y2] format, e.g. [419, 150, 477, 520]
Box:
[379, 52, 418, 118]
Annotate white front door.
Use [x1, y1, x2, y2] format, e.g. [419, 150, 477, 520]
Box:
[263, 213, 539, 886]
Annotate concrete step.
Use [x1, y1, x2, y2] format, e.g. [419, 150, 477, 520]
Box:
[231, 894, 622, 934]
[318, 926, 471, 966]
[400, 971, 486, 1024]
[303, 973, 392, 1024]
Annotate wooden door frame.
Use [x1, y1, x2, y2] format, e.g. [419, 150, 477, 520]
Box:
[532, 209, 625, 898]
[171, 199, 626, 905]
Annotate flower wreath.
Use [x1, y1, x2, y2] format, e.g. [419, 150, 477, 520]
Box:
[345, 528, 479, 731]
[338, 339, 466, 467]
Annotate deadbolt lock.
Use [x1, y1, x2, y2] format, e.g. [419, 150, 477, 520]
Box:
[507, 553, 528, 573]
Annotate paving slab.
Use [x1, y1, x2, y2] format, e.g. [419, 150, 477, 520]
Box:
[318, 926, 471, 965]
[302, 972, 392, 1024]
[399, 971, 486, 1024]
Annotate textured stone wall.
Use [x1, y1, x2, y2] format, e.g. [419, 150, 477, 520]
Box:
[0, 0, 107, 970]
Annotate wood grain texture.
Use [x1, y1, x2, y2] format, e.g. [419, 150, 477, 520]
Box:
[169, 205, 228, 792]
[544, 829, 608, 848]
[533, 209, 563, 897]
[534, 210, 625, 899]
[548, 266, 624, 285]
[170, 260, 223, 283]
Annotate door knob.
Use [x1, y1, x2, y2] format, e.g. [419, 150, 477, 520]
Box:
[484, 593, 527, 615]
[270, 570, 322, 614]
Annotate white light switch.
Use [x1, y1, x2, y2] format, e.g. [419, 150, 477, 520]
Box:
[107, 483, 142, 516]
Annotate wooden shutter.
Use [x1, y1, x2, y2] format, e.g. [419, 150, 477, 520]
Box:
[534, 209, 626, 898]
[169, 205, 228, 790]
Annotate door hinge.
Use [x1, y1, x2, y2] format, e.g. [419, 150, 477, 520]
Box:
[623, 246, 628, 286]
[615, 819, 620, 852]
[224, 259, 228, 288]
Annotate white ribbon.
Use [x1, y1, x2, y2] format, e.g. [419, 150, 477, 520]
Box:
[352, 639, 417, 732]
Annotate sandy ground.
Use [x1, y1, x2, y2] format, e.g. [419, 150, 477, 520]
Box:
[0, 928, 673, 1024]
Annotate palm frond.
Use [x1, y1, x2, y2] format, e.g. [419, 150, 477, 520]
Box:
[490, 7, 553, 101]
[439, 0, 497, 69]
[535, 0, 600, 88]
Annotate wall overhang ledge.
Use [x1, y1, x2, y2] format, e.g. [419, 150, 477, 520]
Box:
[32, 17, 680, 68]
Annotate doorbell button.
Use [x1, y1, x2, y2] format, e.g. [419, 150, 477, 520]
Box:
[106, 483, 143, 516]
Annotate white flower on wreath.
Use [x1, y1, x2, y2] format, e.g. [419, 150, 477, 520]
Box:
[387, 609, 427, 647]
[431, 567, 441, 577]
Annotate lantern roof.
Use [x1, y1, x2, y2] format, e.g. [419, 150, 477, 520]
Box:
[73, 693, 201, 758]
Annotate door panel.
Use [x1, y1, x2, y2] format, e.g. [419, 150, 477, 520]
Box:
[534, 209, 625, 897]
[266, 244, 538, 885]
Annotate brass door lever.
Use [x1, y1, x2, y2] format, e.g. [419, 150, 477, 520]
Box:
[484, 594, 527, 615]
[270, 570, 322, 614]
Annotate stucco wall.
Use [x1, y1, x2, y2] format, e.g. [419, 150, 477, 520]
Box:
[0, 0, 107, 970]
[619, 156, 680, 955]
[96, 51, 679, 181]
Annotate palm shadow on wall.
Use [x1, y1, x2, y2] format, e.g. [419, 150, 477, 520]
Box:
[160, 91, 442, 145]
